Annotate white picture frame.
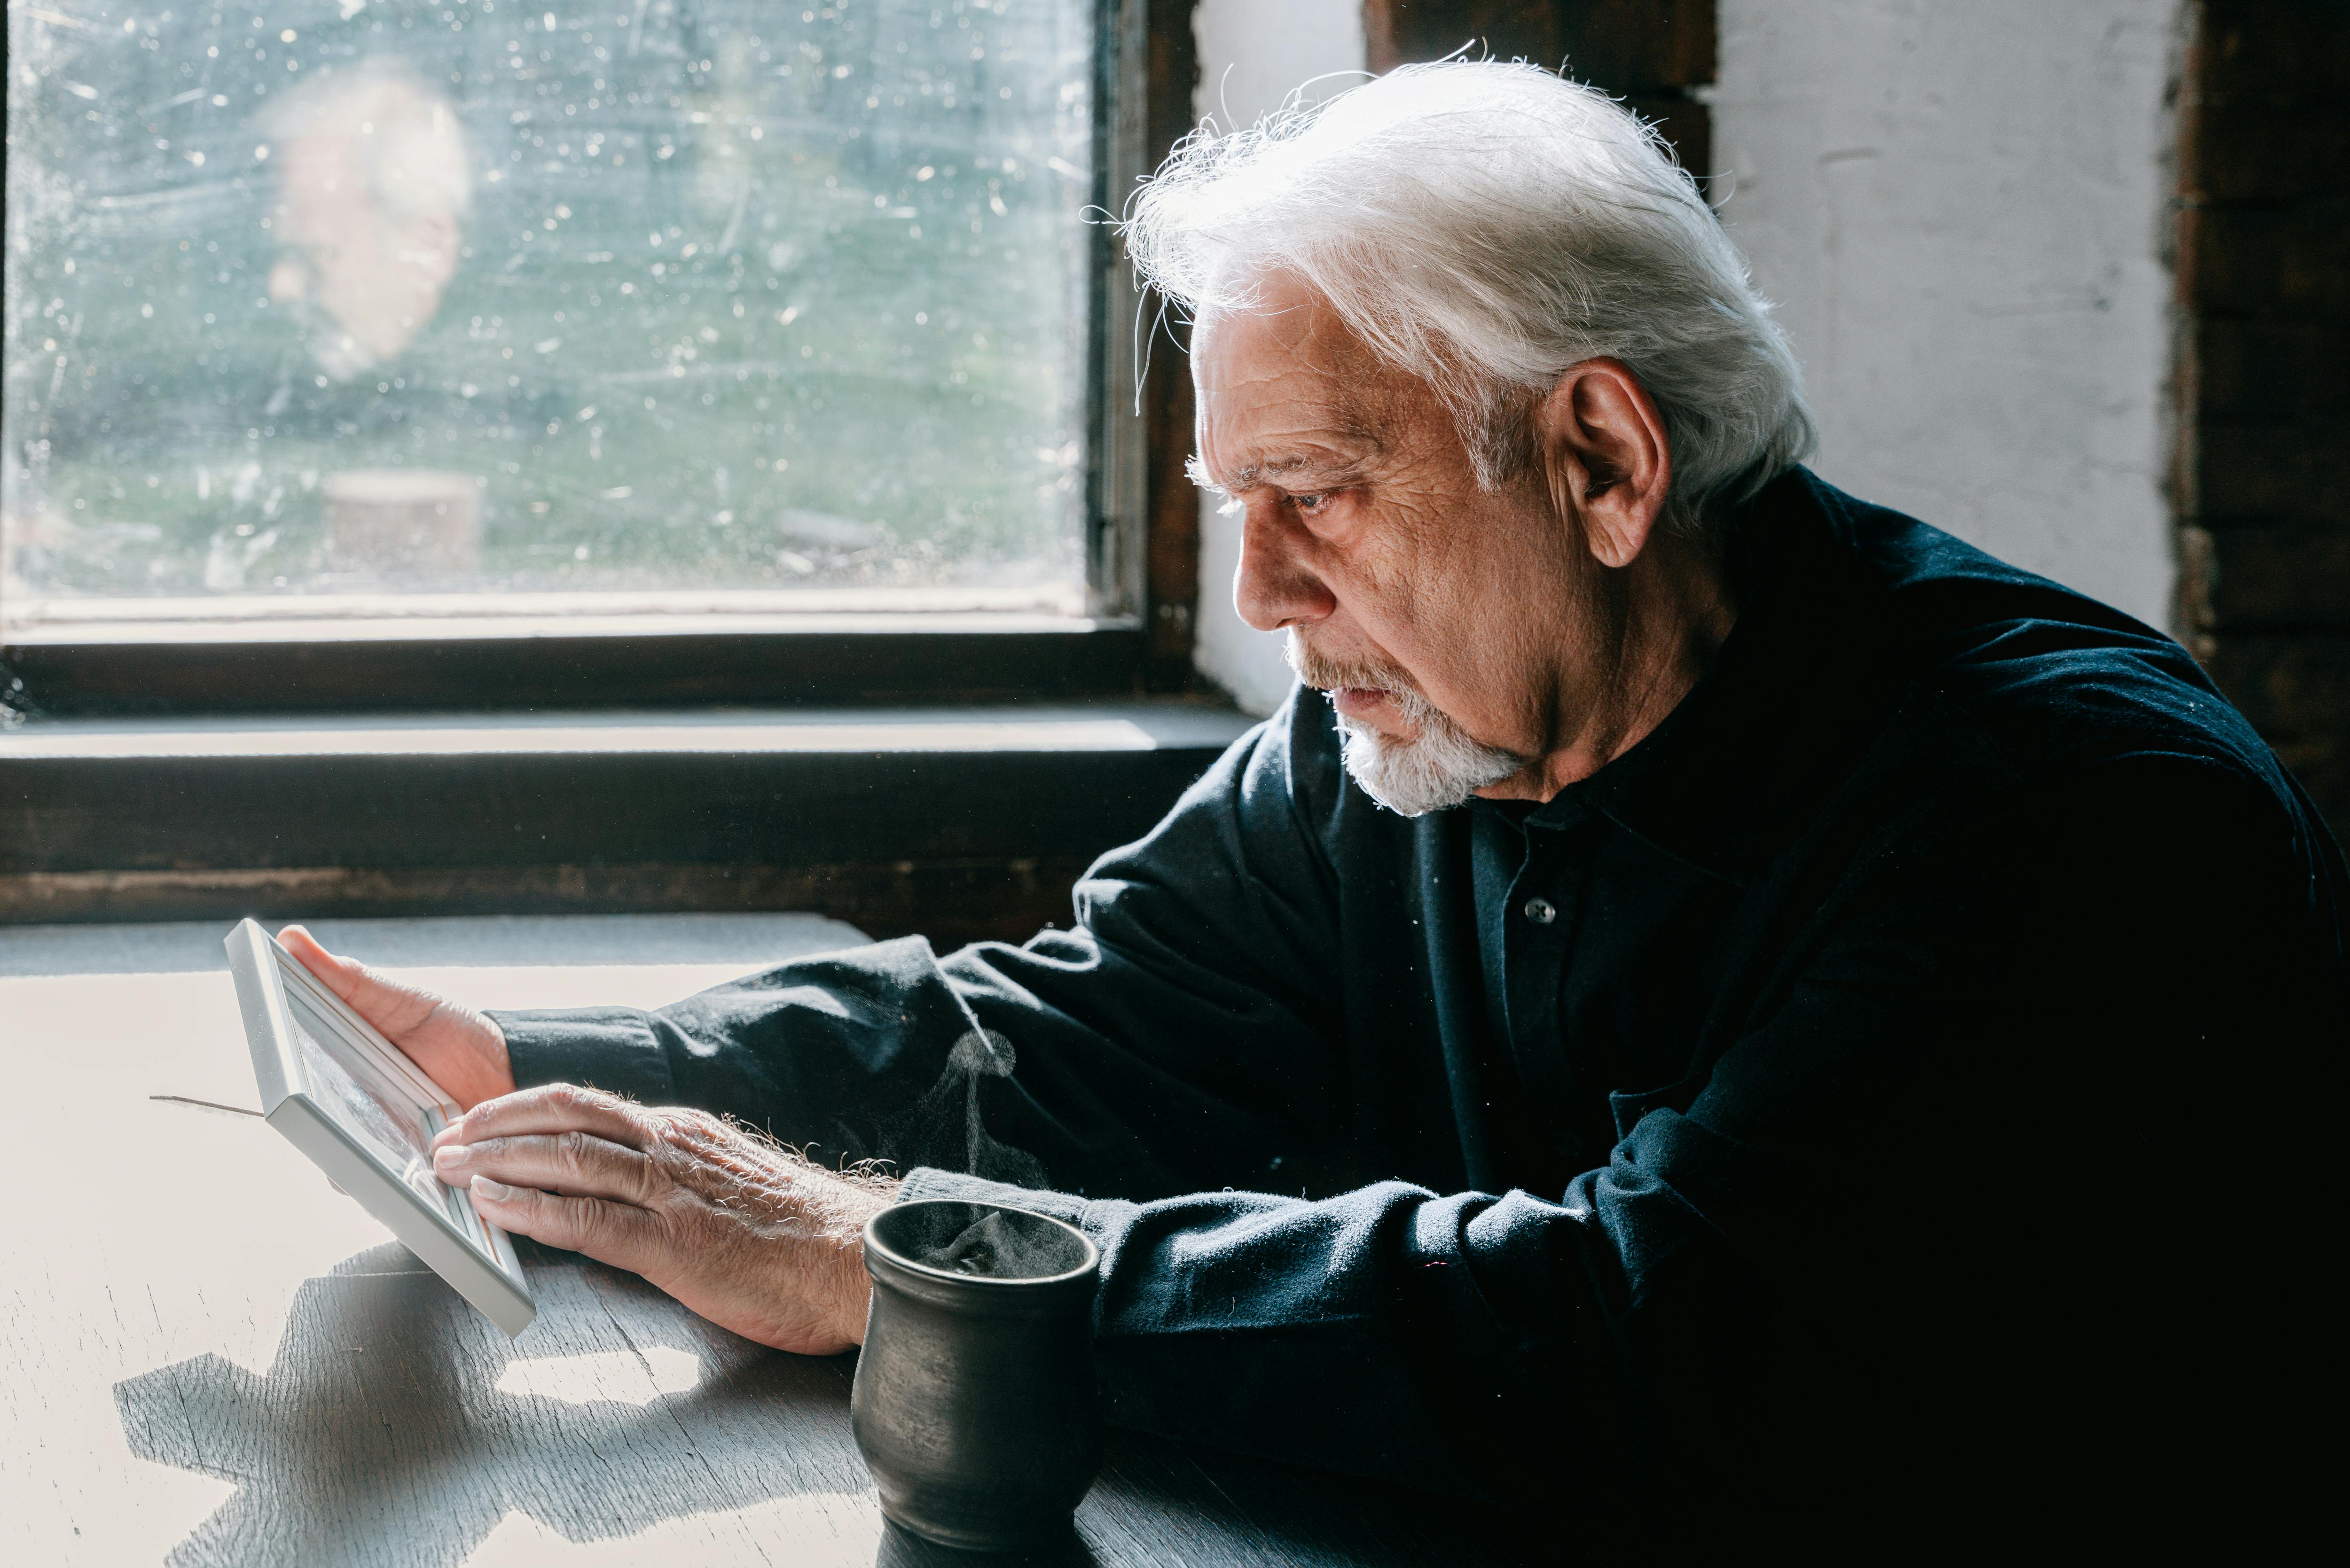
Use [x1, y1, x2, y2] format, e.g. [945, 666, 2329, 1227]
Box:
[223, 918, 536, 1337]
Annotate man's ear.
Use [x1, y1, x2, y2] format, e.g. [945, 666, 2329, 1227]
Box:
[1535, 359, 1673, 569]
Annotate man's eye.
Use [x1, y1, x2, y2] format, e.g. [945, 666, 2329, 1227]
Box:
[1289, 491, 1330, 514]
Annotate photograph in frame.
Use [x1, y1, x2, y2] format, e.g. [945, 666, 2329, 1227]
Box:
[224, 918, 536, 1336]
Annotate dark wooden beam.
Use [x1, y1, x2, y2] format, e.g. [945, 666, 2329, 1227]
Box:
[1364, 0, 1565, 72]
[1142, 0, 1203, 690]
[1361, 0, 1716, 178]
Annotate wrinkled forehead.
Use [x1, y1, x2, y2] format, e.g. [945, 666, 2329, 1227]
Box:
[1191, 275, 1383, 390]
[1191, 283, 1407, 482]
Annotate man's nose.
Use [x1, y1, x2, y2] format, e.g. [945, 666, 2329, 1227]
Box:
[1231, 499, 1337, 633]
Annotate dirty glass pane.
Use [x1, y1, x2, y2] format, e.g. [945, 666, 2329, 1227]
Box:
[2, 0, 1095, 629]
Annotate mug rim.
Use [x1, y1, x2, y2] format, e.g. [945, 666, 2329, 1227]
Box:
[864, 1198, 1100, 1290]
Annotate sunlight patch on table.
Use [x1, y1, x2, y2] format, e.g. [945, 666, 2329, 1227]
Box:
[2, 971, 412, 1381]
[41, 1454, 239, 1568]
[495, 1346, 702, 1407]
[463, 1493, 877, 1567]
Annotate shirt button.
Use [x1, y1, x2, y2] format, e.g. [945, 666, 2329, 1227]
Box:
[1522, 897, 1557, 925]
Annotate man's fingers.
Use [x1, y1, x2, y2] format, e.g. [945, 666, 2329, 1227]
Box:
[277, 925, 364, 999]
[470, 1178, 658, 1270]
[436, 1129, 660, 1205]
[277, 925, 443, 1039]
[439, 1083, 651, 1152]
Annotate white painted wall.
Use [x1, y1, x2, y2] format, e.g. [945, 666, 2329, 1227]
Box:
[1183, 0, 2183, 712]
[1188, 0, 1364, 715]
[1713, 0, 2181, 629]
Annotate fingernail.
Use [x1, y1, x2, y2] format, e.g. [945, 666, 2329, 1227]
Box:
[433, 1144, 470, 1170]
[472, 1176, 515, 1201]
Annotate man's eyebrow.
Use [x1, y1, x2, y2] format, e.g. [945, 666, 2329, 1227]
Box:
[1189, 445, 1379, 496]
[1184, 453, 1227, 497]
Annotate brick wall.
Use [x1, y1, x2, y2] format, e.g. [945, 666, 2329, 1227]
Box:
[2174, 0, 2350, 844]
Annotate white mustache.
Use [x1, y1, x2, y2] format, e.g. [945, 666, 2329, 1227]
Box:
[1284, 632, 1423, 702]
[1282, 632, 1525, 815]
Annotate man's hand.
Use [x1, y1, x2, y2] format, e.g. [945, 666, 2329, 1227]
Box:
[278, 924, 516, 1109]
[430, 1084, 895, 1355]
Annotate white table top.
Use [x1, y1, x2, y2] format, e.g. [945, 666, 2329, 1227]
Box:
[0, 916, 1511, 1568]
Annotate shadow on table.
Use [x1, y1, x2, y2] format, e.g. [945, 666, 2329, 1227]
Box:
[114, 1241, 892, 1568]
[118, 1242, 1514, 1568]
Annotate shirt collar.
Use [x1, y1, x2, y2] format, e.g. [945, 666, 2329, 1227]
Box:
[1525, 468, 1917, 883]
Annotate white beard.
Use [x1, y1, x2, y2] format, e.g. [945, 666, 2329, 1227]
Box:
[1287, 634, 1524, 816]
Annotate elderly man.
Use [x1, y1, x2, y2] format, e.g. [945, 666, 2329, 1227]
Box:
[289, 64, 2341, 1541]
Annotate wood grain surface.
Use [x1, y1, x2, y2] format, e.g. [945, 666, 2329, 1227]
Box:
[0, 918, 1525, 1567]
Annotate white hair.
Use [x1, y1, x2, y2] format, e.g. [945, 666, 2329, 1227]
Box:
[1122, 61, 1816, 530]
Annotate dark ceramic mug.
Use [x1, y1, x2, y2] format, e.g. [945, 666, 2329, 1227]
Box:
[852, 1199, 1104, 1552]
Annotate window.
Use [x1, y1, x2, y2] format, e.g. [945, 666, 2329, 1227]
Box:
[2, 1, 1146, 689]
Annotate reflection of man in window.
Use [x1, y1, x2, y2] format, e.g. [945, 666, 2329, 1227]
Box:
[263, 62, 473, 383]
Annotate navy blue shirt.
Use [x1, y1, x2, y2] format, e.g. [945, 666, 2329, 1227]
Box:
[495, 471, 2346, 1537]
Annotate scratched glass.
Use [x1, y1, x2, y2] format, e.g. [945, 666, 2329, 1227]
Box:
[1, 1, 1094, 630]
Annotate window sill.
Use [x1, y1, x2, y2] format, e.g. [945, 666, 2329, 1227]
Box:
[0, 699, 1256, 941]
